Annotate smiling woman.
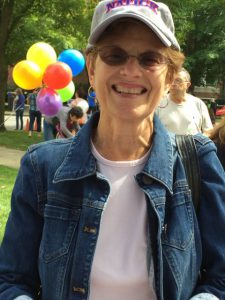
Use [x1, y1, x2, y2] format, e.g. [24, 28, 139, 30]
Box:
[0, 1, 225, 300]
[87, 20, 172, 145]
[86, 18, 184, 153]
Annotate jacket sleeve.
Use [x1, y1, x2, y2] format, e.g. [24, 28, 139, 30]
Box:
[0, 152, 43, 299]
[193, 136, 225, 298]
[14, 296, 33, 300]
[190, 292, 219, 299]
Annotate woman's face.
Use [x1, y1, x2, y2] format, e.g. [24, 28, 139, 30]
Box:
[87, 21, 170, 123]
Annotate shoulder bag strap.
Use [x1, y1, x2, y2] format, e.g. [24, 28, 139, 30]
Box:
[175, 135, 201, 212]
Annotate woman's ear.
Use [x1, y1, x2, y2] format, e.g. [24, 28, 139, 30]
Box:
[186, 82, 191, 89]
[86, 55, 95, 87]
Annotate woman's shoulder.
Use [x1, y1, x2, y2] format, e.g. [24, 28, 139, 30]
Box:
[169, 133, 217, 171]
[28, 138, 72, 154]
[169, 132, 215, 152]
[192, 133, 216, 151]
[23, 138, 74, 169]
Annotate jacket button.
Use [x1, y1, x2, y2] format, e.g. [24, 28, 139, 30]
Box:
[73, 286, 86, 294]
[83, 226, 97, 234]
[142, 176, 154, 185]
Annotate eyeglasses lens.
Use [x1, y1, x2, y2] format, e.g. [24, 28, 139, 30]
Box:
[98, 47, 128, 65]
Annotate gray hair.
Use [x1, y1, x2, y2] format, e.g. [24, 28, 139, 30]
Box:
[180, 68, 191, 82]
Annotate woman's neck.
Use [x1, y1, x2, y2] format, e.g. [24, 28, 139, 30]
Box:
[92, 117, 154, 161]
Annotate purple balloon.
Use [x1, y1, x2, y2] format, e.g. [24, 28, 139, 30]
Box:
[37, 88, 62, 116]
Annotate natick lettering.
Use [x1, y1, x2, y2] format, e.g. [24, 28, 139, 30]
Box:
[106, 0, 159, 14]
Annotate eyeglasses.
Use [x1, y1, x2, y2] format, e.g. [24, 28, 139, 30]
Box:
[91, 46, 170, 70]
[173, 78, 189, 84]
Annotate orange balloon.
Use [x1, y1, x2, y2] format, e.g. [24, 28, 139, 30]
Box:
[43, 62, 72, 90]
[12, 60, 43, 90]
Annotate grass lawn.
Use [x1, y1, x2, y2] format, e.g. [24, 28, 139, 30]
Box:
[0, 165, 19, 242]
[0, 130, 44, 151]
[0, 130, 44, 243]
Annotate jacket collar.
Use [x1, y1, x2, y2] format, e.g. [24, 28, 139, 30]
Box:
[54, 112, 174, 192]
[53, 114, 98, 183]
[142, 115, 174, 193]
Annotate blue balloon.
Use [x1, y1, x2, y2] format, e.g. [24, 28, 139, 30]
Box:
[58, 49, 85, 76]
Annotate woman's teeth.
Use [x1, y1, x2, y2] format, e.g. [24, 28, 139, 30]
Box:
[113, 85, 146, 95]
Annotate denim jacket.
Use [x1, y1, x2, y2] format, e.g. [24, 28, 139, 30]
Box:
[0, 113, 225, 300]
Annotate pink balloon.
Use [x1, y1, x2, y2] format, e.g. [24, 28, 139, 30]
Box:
[37, 88, 62, 116]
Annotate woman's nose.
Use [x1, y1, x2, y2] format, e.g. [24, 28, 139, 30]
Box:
[119, 56, 142, 77]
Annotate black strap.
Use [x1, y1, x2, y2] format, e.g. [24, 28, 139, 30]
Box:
[175, 135, 201, 212]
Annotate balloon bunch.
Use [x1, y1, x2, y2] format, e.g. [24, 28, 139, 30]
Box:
[12, 42, 85, 116]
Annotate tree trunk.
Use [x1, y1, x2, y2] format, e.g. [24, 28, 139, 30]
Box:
[0, 56, 8, 132]
[0, 0, 14, 131]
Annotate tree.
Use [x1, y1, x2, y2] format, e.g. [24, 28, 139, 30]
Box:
[165, 0, 225, 94]
[0, 1, 39, 131]
[0, 0, 96, 131]
[186, 0, 225, 95]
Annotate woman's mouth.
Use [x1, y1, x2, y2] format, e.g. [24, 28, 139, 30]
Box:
[112, 84, 147, 95]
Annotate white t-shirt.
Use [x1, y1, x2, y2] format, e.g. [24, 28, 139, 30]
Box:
[156, 93, 213, 135]
[89, 143, 156, 300]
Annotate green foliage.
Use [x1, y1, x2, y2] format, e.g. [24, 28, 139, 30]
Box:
[183, 0, 225, 87]
[6, 0, 95, 63]
[163, 0, 196, 46]
[162, 0, 225, 93]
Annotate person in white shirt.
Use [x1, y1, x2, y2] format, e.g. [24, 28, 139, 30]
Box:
[156, 68, 213, 135]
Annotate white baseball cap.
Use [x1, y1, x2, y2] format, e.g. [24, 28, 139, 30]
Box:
[87, 0, 180, 50]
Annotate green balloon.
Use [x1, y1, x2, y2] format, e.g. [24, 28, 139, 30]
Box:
[57, 81, 75, 102]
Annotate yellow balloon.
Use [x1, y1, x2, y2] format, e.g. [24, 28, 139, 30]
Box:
[12, 60, 43, 90]
[26, 42, 57, 74]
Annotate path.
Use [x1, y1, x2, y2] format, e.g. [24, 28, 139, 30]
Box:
[0, 146, 25, 169]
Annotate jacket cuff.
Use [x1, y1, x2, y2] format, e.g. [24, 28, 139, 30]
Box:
[190, 293, 219, 300]
[14, 296, 33, 300]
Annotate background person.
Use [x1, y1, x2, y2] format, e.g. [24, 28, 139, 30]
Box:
[13, 88, 25, 130]
[27, 89, 42, 137]
[208, 98, 217, 125]
[56, 106, 84, 138]
[54, 104, 75, 138]
[7, 91, 16, 111]
[43, 103, 84, 141]
[208, 117, 225, 169]
[70, 89, 89, 126]
[87, 88, 98, 117]
[156, 68, 213, 135]
[0, 1, 225, 300]
[43, 116, 58, 141]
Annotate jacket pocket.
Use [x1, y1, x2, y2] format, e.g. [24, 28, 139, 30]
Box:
[40, 204, 80, 263]
[162, 190, 194, 250]
[161, 190, 195, 289]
